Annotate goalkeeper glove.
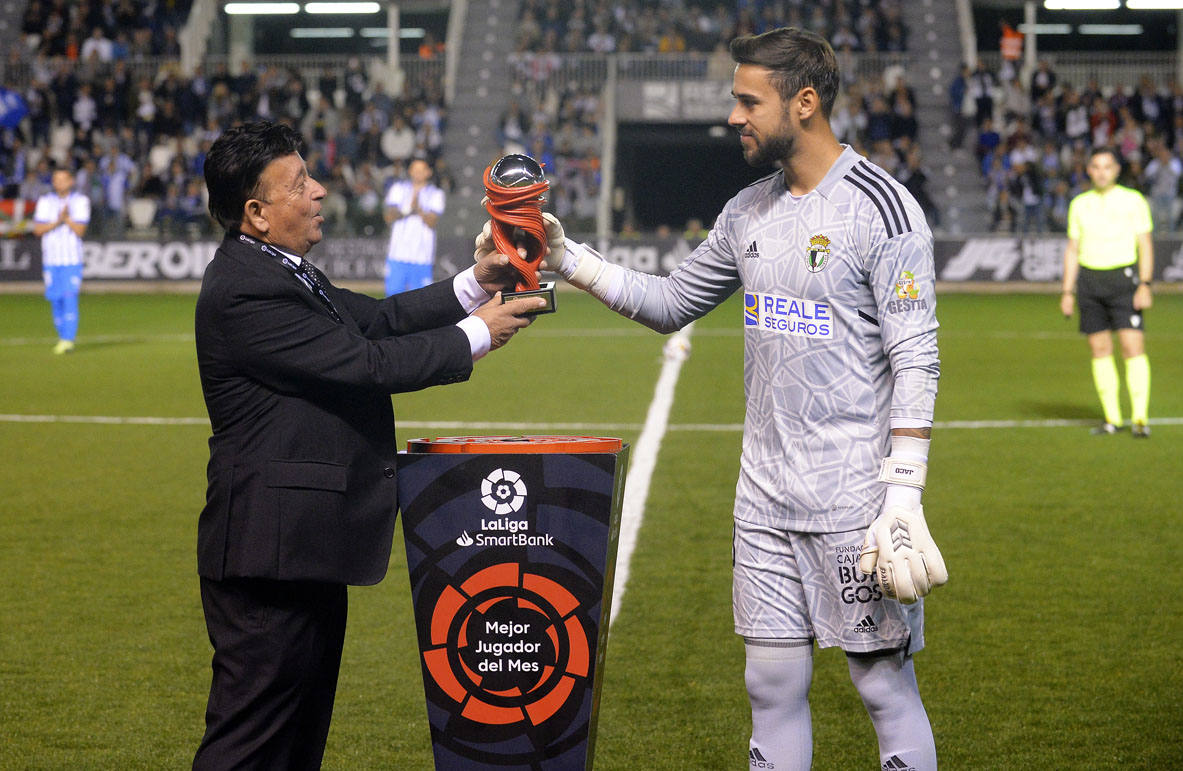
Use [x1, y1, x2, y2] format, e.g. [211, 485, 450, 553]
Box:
[859, 503, 947, 604]
[858, 435, 947, 604]
[539, 212, 610, 292]
[473, 219, 497, 262]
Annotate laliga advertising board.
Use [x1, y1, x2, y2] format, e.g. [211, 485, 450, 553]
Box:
[397, 436, 629, 770]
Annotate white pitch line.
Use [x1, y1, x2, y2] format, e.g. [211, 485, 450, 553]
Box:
[3, 414, 1183, 430]
[0, 333, 195, 346]
[608, 323, 695, 630]
[0, 413, 210, 425]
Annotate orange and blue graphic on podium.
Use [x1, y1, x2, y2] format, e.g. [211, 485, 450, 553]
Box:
[398, 436, 628, 770]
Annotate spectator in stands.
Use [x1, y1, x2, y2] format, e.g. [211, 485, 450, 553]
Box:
[71, 81, 97, 134]
[357, 120, 386, 167]
[992, 186, 1017, 233]
[1061, 87, 1090, 149]
[948, 63, 970, 150]
[98, 143, 136, 234]
[868, 138, 898, 175]
[1010, 160, 1044, 234]
[348, 161, 386, 237]
[1032, 90, 1058, 142]
[828, 87, 864, 146]
[1142, 138, 1181, 231]
[976, 116, 1001, 175]
[832, 23, 860, 53]
[865, 94, 893, 146]
[342, 57, 368, 115]
[381, 113, 417, 168]
[1046, 177, 1071, 232]
[1000, 77, 1029, 127]
[968, 59, 996, 128]
[1029, 60, 1057, 104]
[998, 20, 1023, 82]
[1089, 95, 1116, 147]
[1113, 107, 1144, 164]
[301, 94, 340, 149]
[80, 26, 114, 65]
[1007, 129, 1038, 169]
[498, 97, 530, 155]
[891, 100, 918, 145]
[898, 144, 940, 227]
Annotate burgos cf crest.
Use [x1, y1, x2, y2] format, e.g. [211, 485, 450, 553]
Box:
[805, 234, 831, 273]
[895, 270, 919, 300]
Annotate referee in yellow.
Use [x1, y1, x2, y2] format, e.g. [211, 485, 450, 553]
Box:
[1060, 146, 1153, 437]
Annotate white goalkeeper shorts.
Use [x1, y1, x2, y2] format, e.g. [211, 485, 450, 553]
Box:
[732, 518, 924, 655]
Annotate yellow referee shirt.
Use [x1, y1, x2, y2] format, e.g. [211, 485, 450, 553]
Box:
[1066, 185, 1152, 270]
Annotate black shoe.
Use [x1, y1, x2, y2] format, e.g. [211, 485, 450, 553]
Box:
[1132, 422, 1150, 438]
[1090, 422, 1120, 436]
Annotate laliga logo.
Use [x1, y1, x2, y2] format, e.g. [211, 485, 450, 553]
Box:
[481, 468, 527, 515]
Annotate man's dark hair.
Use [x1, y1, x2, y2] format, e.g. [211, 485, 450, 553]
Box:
[1088, 146, 1121, 165]
[205, 121, 305, 231]
[730, 27, 840, 118]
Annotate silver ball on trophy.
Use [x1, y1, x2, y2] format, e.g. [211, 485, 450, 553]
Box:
[489, 153, 546, 188]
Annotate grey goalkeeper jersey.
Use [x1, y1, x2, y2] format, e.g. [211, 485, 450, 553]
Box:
[604, 146, 939, 533]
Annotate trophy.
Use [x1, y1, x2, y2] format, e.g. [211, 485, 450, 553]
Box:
[483, 153, 556, 314]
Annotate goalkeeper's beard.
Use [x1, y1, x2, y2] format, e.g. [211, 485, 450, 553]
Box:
[740, 124, 795, 169]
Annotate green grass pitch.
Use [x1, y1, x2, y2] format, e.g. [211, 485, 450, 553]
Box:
[1, 288, 1181, 769]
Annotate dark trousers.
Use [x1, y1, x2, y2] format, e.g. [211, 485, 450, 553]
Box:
[193, 577, 348, 771]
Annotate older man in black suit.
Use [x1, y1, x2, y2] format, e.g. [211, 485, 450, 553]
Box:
[192, 121, 543, 769]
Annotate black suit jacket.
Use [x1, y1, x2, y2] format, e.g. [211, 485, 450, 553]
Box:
[195, 231, 473, 585]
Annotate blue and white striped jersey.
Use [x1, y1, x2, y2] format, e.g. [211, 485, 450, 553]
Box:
[385, 180, 444, 266]
[604, 146, 940, 533]
[34, 191, 90, 267]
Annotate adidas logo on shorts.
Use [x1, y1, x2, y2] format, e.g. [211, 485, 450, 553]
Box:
[853, 615, 879, 633]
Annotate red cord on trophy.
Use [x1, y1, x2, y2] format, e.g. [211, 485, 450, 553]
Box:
[483, 153, 557, 314]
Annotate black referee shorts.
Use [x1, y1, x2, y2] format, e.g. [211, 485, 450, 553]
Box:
[1077, 265, 1144, 335]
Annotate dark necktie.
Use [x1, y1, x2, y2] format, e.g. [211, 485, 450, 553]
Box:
[248, 232, 344, 324]
[292, 258, 343, 323]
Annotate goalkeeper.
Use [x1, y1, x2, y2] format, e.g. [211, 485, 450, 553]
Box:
[480, 27, 947, 771]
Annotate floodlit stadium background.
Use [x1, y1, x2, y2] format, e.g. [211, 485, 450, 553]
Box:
[2, 1, 1181, 768]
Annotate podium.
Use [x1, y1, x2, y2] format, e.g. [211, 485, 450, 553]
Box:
[398, 436, 629, 770]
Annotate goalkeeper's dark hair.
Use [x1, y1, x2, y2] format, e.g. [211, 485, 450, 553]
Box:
[205, 121, 306, 231]
[729, 27, 840, 119]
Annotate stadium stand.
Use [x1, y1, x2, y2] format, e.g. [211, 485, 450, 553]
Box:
[2, 0, 1178, 241]
[965, 55, 1183, 233]
[0, 1, 449, 239]
[1, 0, 924, 241]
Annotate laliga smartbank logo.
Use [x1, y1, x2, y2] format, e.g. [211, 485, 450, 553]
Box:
[482, 468, 526, 514]
[455, 468, 554, 548]
[743, 291, 832, 339]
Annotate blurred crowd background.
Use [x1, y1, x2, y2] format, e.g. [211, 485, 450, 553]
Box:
[1, 0, 1180, 239]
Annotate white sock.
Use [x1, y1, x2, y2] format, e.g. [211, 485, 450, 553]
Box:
[745, 640, 813, 771]
[847, 651, 937, 771]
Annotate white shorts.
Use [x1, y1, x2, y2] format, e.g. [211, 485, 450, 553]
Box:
[732, 518, 924, 655]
